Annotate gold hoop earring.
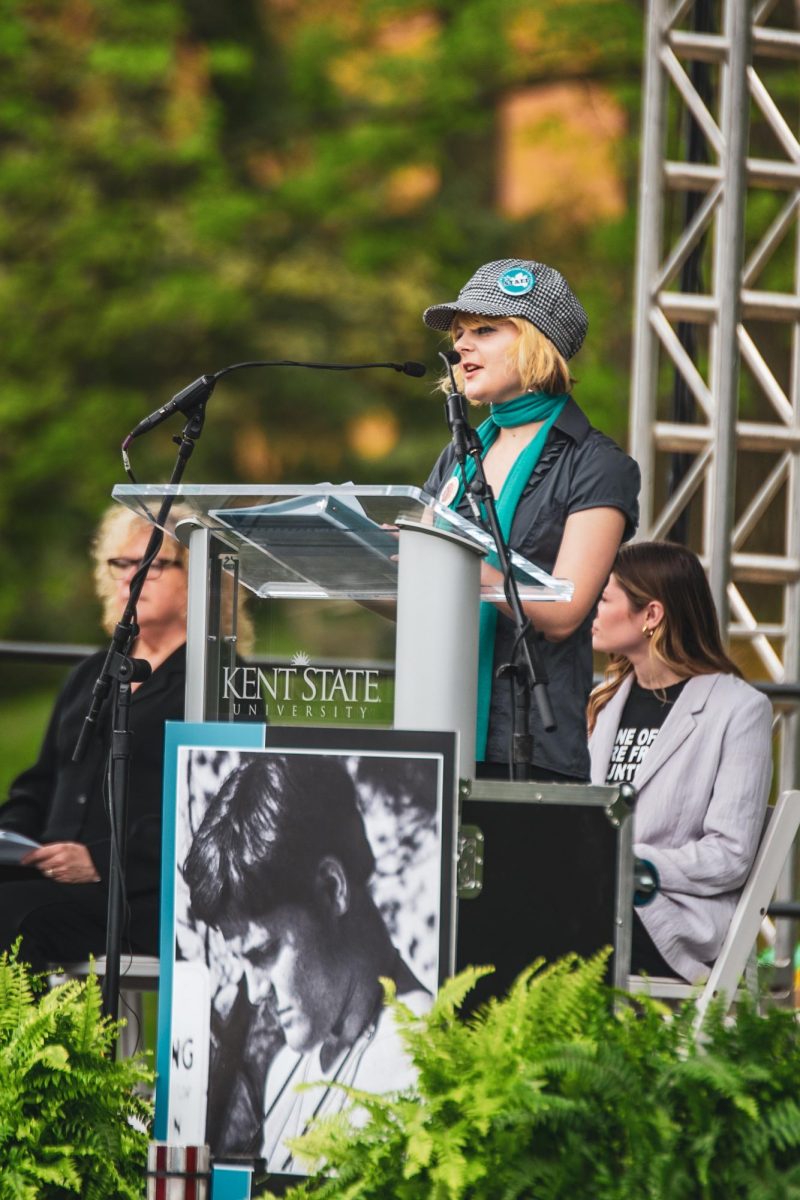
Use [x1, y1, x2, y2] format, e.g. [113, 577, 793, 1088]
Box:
[642, 624, 654, 640]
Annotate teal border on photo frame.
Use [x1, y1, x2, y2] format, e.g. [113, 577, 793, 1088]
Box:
[154, 720, 266, 1138]
[211, 1164, 254, 1199]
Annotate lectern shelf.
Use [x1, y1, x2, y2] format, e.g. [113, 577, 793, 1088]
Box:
[111, 483, 573, 763]
[112, 482, 573, 603]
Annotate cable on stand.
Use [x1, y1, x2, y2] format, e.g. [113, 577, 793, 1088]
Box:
[439, 351, 556, 781]
[74, 391, 213, 1024]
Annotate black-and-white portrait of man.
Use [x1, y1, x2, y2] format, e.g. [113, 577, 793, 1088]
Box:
[172, 739, 453, 1175]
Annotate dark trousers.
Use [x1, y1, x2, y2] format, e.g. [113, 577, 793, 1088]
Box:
[630, 912, 679, 979]
[0, 864, 158, 973]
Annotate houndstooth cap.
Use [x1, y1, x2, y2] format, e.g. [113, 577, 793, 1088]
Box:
[422, 258, 588, 360]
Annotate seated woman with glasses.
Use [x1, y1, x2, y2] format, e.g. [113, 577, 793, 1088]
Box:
[0, 503, 253, 971]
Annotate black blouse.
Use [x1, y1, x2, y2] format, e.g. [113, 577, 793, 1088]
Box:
[425, 398, 640, 777]
[1, 644, 186, 898]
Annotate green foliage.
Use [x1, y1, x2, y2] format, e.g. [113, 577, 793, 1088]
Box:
[0, 682, 62, 802]
[0, 943, 153, 1200]
[0, 0, 643, 645]
[258, 953, 800, 1200]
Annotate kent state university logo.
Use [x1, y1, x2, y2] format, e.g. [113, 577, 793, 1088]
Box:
[497, 267, 535, 296]
[222, 650, 384, 723]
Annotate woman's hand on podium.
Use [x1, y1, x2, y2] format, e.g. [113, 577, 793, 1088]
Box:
[22, 842, 101, 884]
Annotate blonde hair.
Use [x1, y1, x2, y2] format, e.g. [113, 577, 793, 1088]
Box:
[438, 314, 573, 403]
[91, 504, 254, 653]
[587, 542, 741, 734]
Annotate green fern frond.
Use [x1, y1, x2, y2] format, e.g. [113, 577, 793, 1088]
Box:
[666, 1052, 763, 1118]
[764, 1098, 800, 1153]
[0, 944, 38, 1042]
[256, 951, 800, 1200]
[430, 964, 496, 1021]
[72, 967, 108, 1053]
[0, 950, 152, 1199]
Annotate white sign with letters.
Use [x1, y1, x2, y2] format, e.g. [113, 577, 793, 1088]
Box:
[167, 960, 211, 1144]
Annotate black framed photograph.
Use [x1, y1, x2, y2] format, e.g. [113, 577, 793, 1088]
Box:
[156, 723, 458, 1180]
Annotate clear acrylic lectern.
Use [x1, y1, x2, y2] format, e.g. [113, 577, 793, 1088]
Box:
[112, 483, 572, 779]
[113, 482, 635, 992]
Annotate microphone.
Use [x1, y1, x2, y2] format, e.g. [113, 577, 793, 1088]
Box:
[395, 361, 427, 377]
[439, 350, 481, 462]
[125, 374, 217, 443]
[444, 350, 481, 452]
[122, 358, 426, 448]
[438, 350, 483, 523]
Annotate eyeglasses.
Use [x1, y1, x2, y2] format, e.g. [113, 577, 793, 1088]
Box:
[106, 557, 183, 580]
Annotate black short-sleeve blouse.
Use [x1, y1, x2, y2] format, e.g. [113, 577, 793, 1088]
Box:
[424, 397, 640, 778]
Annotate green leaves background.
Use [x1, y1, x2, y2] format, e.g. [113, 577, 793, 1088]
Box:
[0, 0, 643, 642]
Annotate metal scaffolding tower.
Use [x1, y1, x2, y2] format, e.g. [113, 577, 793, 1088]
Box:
[630, 0, 800, 808]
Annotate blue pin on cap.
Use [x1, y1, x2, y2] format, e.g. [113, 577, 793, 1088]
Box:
[497, 267, 535, 296]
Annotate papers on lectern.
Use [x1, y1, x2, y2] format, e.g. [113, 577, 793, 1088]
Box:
[210, 493, 399, 592]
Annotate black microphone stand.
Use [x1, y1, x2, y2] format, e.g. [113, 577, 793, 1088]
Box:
[77, 354, 428, 1029]
[439, 352, 556, 781]
[73, 392, 212, 1025]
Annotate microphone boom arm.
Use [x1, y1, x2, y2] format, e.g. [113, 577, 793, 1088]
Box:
[123, 358, 426, 452]
[76, 400, 209, 1026]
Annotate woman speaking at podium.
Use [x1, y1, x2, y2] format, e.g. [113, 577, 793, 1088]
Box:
[423, 259, 640, 782]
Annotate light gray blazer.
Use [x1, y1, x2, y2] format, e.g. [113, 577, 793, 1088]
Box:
[589, 672, 773, 983]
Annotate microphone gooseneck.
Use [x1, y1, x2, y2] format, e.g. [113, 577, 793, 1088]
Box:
[439, 348, 462, 395]
[438, 350, 483, 523]
[122, 358, 427, 456]
[213, 359, 427, 382]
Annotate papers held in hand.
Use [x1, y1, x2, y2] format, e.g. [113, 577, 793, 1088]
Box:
[211, 493, 399, 596]
[0, 830, 41, 865]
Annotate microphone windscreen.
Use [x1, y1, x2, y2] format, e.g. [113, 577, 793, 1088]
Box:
[402, 360, 427, 377]
[442, 350, 461, 366]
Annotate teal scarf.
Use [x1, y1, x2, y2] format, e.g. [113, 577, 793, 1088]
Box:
[445, 391, 568, 760]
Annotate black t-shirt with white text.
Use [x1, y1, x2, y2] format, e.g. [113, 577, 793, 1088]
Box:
[605, 679, 687, 785]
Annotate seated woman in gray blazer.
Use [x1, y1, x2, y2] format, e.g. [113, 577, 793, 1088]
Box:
[588, 541, 773, 983]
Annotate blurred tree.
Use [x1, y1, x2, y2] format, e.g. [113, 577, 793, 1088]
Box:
[0, 0, 643, 642]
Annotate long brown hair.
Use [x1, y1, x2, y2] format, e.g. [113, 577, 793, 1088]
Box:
[587, 541, 740, 733]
